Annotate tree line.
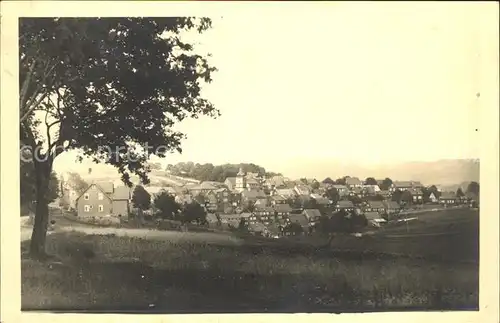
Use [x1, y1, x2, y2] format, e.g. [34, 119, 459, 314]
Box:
[131, 185, 207, 225]
[166, 162, 282, 182]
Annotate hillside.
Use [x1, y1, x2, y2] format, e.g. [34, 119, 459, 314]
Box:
[274, 158, 479, 187]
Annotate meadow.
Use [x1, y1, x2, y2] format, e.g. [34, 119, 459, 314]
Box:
[21, 208, 479, 313]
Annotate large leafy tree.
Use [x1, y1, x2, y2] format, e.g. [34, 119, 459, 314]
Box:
[364, 177, 377, 185]
[182, 202, 207, 224]
[379, 178, 393, 191]
[19, 17, 218, 257]
[153, 191, 181, 220]
[132, 185, 152, 221]
[466, 181, 480, 196]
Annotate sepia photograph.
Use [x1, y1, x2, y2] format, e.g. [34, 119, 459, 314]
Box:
[1, 1, 499, 321]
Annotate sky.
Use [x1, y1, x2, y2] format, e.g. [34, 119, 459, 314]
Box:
[54, 3, 483, 179]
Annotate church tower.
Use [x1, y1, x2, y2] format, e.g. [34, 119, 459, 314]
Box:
[235, 167, 247, 192]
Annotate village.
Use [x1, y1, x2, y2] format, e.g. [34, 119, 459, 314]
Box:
[58, 166, 480, 239]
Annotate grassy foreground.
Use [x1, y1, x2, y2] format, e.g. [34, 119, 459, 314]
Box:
[22, 230, 478, 313]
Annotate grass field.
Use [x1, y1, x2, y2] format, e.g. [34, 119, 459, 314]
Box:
[21, 208, 479, 313]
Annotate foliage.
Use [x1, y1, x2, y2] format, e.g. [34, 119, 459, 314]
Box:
[65, 172, 89, 195]
[324, 187, 340, 204]
[20, 17, 218, 255]
[329, 210, 352, 233]
[153, 191, 181, 219]
[132, 185, 151, 211]
[238, 217, 249, 232]
[335, 177, 347, 185]
[322, 177, 335, 185]
[166, 162, 281, 182]
[364, 177, 378, 185]
[392, 190, 403, 203]
[400, 190, 413, 205]
[182, 202, 207, 224]
[347, 194, 363, 205]
[21, 17, 218, 185]
[466, 182, 479, 196]
[456, 188, 465, 198]
[285, 222, 304, 235]
[311, 181, 320, 190]
[293, 195, 316, 209]
[379, 178, 393, 191]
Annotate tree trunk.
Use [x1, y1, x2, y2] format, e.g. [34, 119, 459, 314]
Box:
[29, 159, 51, 258]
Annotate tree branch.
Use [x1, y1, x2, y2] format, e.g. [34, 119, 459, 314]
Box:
[19, 59, 37, 114]
[20, 59, 60, 124]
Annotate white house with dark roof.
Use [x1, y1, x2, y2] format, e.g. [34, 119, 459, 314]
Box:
[390, 181, 424, 192]
[76, 183, 132, 218]
[439, 192, 458, 205]
[365, 200, 386, 213]
[345, 177, 362, 188]
[335, 200, 355, 212]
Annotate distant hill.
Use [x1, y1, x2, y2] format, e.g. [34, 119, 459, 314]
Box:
[274, 158, 479, 187]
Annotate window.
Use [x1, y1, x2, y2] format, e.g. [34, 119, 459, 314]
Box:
[84, 205, 90, 212]
[98, 205, 104, 212]
[84, 193, 90, 200]
[98, 193, 104, 200]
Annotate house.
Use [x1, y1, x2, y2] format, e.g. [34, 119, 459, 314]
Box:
[188, 182, 219, 196]
[253, 206, 275, 225]
[377, 190, 391, 199]
[270, 194, 288, 205]
[439, 192, 458, 206]
[205, 192, 219, 212]
[363, 184, 381, 195]
[274, 188, 296, 199]
[331, 185, 349, 196]
[294, 184, 312, 196]
[248, 222, 269, 236]
[408, 188, 424, 204]
[246, 177, 261, 190]
[383, 200, 401, 214]
[219, 213, 245, 228]
[224, 177, 237, 191]
[364, 211, 387, 227]
[345, 177, 362, 188]
[335, 200, 355, 212]
[365, 200, 386, 213]
[241, 189, 267, 204]
[428, 192, 439, 203]
[254, 198, 269, 208]
[302, 208, 322, 226]
[214, 187, 231, 203]
[349, 187, 363, 197]
[76, 183, 132, 218]
[390, 181, 424, 192]
[265, 176, 286, 189]
[310, 193, 331, 206]
[274, 203, 293, 220]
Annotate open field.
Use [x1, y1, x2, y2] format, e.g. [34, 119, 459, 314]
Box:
[21, 208, 478, 313]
